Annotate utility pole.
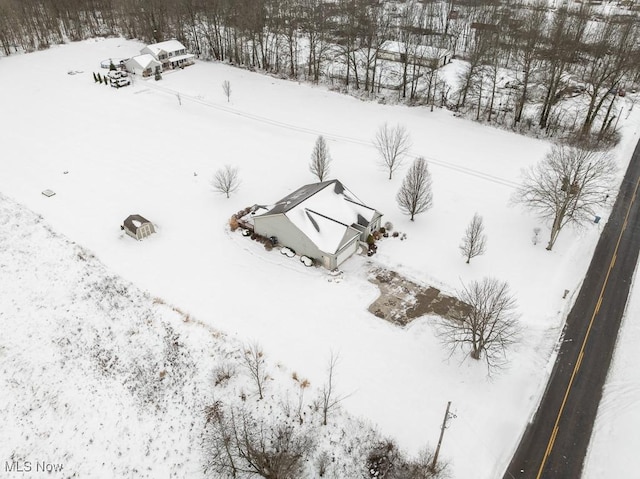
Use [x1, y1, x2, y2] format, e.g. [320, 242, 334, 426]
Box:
[430, 401, 455, 472]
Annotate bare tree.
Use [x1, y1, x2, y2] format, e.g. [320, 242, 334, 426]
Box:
[373, 123, 412, 180]
[459, 213, 487, 264]
[511, 2, 546, 126]
[538, 5, 590, 129]
[242, 342, 268, 400]
[438, 278, 519, 372]
[309, 135, 332, 181]
[204, 403, 315, 479]
[203, 402, 240, 478]
[222, 79, 231, 102]
[212, 165, 240, 199]
[320, 352, 347, 426]
[396, 157, 433, 221]
[578, 16, 638, 137]
[515, 144, 616, 251]
[295, 377, 310, 425]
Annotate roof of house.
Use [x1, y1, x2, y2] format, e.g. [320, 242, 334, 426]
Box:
[126, 54, 161, 70]
[380, 41, 451, 59]
[168, 53, 195, 63]
[257, 180, 381, 254]
[123, 214, 151, 232]
[144, 40, 186, 55]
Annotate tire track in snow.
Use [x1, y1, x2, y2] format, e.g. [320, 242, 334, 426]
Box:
[143, 81, 520, 189]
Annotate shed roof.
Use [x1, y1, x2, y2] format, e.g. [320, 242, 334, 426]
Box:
[124, 214, 152, 232]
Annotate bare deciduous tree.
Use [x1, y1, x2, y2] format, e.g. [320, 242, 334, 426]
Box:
[515, 144, 616, 251]
[459, 213, 487, 263]
[396, 157, 433, 221]
[512, 2, 546, 126]
[222, 80, 231, 102]
[320, 352, 347, 426]
[212, 165, 240, 199]
[373, 123, 412, 180]
[242, 342, 268, 400]
[204, 403, 315, 479]
[309, 135, 331, 181]
[203, 401, 239, 478]
[437, 278, 519, 373]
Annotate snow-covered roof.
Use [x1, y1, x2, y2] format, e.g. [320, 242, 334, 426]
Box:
[144, 40, 186, 55]
[123, 214, 151, 232]
[168, 54, 195, 63]
[258, 180, 380, 254]
[126, 54, 161, 70]
[380, 41, 450, 59]
[289, 207, 359, 254]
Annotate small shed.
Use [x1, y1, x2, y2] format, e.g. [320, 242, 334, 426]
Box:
[123, 214, 155, 240]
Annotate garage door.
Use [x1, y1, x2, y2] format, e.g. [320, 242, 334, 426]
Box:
[336, 238, 359, 266]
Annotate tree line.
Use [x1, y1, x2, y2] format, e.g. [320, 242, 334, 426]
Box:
[2, 0, 639, 140]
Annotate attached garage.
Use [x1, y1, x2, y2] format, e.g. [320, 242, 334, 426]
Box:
[335, 237, 359, 268]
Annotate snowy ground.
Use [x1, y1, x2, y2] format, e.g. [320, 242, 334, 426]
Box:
[1, 37, 640, 478]
[583, 272, 640, 478]
[0, 194, 384, 478]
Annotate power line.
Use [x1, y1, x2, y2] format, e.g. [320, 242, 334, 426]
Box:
[143, 81, 522, 189]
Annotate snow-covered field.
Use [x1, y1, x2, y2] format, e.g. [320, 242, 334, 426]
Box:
[1, 37, 640, 478]
[583, 272, 640, 478]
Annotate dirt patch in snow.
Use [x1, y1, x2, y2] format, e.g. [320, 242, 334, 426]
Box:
[368, 268, 469, 326]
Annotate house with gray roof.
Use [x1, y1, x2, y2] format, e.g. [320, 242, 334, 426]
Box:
[252, 180, 382, 269]
[141, 40, 194, 70]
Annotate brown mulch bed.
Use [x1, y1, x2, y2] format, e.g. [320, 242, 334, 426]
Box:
[368, 268, 469, 326]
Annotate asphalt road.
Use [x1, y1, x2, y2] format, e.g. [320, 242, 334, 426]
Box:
[503, 137, 640, 479]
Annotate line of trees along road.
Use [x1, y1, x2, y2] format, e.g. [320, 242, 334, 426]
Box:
[1, 0, 639, 140]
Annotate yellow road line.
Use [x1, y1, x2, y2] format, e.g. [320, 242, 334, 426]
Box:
[535, 172, 640, 478]
[576, 351, 584, 371]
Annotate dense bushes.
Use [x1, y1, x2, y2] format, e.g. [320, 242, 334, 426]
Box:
[204, 403, 316, 479]
[366, 440, 445, 479]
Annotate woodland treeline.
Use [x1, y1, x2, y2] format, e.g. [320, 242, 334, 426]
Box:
[1, 0, 640, 141]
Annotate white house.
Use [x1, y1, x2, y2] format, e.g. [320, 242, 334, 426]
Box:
[378, 40, 451, 68]
[124, 54, 162, 77]
[141, 40, 195, 70]
[252, 180, 382, 270]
